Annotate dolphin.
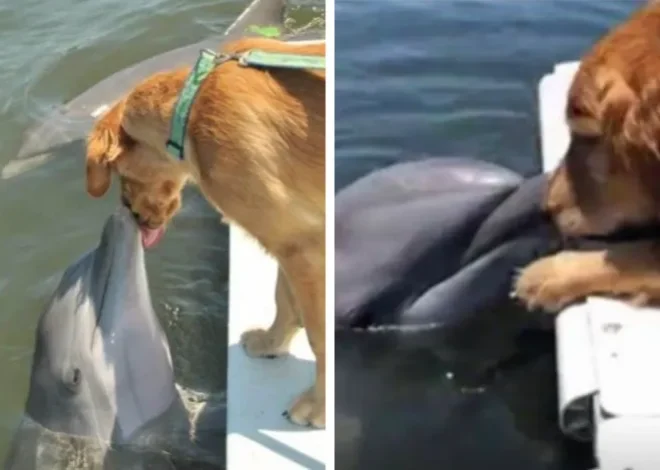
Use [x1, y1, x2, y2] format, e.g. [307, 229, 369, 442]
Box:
[2, 206, 223, 470]
[334, 157, 596, 469]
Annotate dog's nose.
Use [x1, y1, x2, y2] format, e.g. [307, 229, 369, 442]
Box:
[121, 197, 142, 222]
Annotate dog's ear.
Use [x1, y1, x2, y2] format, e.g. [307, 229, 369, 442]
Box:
[85, 101, 130, 198]
[617, 79, 660, 159]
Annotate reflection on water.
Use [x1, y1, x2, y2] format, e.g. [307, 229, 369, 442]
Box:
[0, 0, 323, 465]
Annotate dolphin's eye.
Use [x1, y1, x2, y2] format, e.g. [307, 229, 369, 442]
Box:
[64, 368, 82, 392]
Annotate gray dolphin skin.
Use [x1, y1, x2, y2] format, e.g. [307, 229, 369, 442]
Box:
[3, 206, 186, 470]
[334, 157, 596, 470]
[30, 206, 175, 442]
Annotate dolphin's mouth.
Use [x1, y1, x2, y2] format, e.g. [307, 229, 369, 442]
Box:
[119, 197, 166, 249]
[139, 226, 165, 249]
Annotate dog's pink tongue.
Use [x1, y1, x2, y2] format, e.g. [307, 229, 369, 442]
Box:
[140, 226, 165, 249]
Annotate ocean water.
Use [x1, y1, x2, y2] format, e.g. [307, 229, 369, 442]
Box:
[336, 0, 644, 188]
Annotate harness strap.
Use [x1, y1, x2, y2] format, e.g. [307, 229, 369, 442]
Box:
[239, 49, 326, 70]
[166, 49, 224, 160]
[166, 46, 325, 160]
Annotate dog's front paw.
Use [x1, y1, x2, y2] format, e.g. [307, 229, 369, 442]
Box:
[241, 328, 289, 359]
[284, 386, 325, 429]
[513, 256, 581, 313]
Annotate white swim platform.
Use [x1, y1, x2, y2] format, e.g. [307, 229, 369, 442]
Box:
[223, 0, 326, 466]
[540, 62, 660, 470]
[227, 225, 325, 469]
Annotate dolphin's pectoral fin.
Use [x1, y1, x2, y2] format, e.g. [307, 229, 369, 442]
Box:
[241, 266, 303, 358]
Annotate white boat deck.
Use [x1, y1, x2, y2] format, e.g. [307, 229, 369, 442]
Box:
[540, 62, 660, 470]
[226, 225, 325, 469]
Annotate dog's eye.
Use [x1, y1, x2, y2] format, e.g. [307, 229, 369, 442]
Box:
[161, 181, 175, 196]
[568, 101, 587, 118]
[573, 134, 599, 147]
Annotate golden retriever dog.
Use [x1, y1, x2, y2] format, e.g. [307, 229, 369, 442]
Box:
[84, 37, 325, 428]
[514, 2, 660, 312]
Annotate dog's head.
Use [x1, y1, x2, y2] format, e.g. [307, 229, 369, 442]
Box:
[85, 101, 187, 248]
[544, 137, 655, 237]
[545, 11, 660, 237]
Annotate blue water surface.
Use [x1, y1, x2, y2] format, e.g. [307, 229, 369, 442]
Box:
[336, 0, 643, 188]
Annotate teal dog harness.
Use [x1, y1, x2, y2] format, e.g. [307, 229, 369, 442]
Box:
[166, 47, 325, 160]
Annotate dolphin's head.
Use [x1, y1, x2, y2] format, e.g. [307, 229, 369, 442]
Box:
[21, 205, 177, 444]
